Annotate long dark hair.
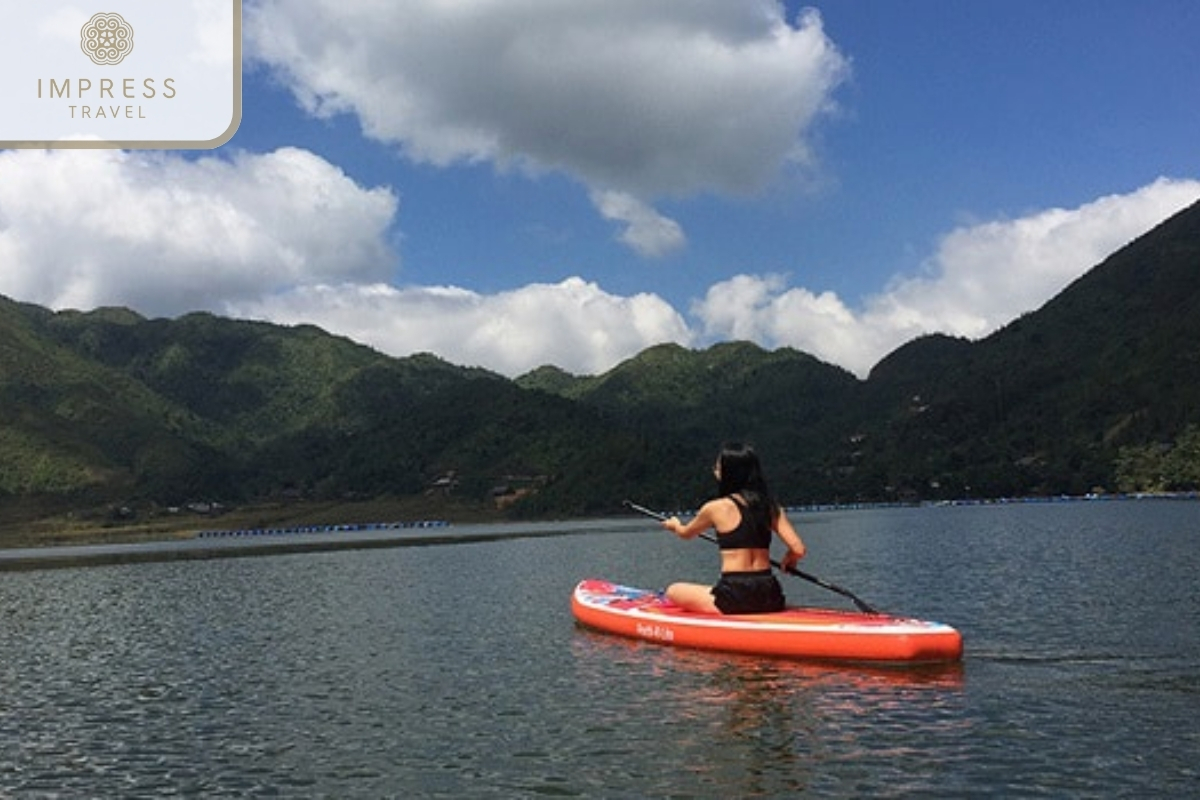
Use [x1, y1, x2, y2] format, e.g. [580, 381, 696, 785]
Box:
[715, 442, 777, 533]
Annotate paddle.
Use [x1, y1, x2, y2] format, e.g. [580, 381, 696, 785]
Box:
[623, 499, 881, 614]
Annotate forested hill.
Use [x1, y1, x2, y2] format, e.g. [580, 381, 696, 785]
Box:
[2, 199, 1198, 520]
[853, 196, 1200, 498]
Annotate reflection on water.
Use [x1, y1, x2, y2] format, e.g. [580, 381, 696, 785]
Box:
[570, 630, 969, 798]
[0, 501, 1197, 796]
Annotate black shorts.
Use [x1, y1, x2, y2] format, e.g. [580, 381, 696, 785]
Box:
[711, 570, 785, 614]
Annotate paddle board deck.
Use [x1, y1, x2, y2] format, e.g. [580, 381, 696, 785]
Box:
[572, 579, 963, 664]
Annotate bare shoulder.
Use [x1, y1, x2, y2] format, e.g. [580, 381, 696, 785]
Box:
[699, 496, 737, 513]
[700, 497, 739, 529]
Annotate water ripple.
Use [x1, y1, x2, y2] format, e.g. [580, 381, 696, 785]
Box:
[1, 504, 1197, 796]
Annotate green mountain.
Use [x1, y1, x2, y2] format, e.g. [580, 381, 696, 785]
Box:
[5, 303, 620, 511]
[855, 197, 1200, 499]
[530, 342, 865, 505]
[2, 199, 1198, 521]
[0, 297, 217, 500]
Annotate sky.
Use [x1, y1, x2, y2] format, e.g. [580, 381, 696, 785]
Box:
[2, 0, 1199, 378]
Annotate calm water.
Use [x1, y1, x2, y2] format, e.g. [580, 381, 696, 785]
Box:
[1, 501, 1197, 797]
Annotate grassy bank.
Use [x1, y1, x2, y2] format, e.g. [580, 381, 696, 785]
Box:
[0, 495, 510, 550]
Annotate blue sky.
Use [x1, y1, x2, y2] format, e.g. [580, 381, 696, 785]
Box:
[2, 0, 1198, 377]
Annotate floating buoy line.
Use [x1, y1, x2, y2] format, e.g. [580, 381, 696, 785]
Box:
[196, 519, 450, 538]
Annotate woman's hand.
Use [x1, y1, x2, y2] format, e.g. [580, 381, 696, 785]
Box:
[661, 516, 682, 535]
[774, 510, 806, 571]
[780, 544, 806, 572]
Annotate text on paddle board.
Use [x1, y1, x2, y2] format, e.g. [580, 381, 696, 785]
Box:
[636, 623, 675, 642]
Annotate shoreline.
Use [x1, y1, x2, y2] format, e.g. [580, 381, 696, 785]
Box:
[4, 491, 1195, 564]
[0, 496, 512, 551]
[0, 514, 651, 573]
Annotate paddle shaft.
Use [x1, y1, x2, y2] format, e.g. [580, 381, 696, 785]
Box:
[623, 500, 881, 614]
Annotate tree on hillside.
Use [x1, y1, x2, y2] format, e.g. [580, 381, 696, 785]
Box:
[1115, 425, 1200, 492]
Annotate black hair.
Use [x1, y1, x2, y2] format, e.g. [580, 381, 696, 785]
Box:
[715, 442, 777, 532]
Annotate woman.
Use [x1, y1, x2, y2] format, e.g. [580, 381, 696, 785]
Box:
[661, 443, 807, 614]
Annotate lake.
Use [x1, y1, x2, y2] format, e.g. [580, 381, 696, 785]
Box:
[1, 500, 1196, 797]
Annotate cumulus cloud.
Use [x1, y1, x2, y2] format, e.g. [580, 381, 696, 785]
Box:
[0, 147, 397, 316]
[245, 0, 848, 254]
[229, 277, 693, 377]
[694, 178, 1200, 376]
[0, 146, 688, 377]
[690, 273, 884, 374]
[2, 145, 1195, 381]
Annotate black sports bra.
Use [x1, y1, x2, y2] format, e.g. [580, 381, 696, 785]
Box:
[716, 496, 772, 550]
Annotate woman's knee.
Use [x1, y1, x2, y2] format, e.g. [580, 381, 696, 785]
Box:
[666, 582, 717, 612]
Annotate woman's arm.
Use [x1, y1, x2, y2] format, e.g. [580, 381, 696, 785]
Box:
[662, 499, 725, 539]
[774, 509, 807, 571]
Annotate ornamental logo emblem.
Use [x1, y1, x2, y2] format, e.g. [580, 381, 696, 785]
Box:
[80, 12, 135, 65]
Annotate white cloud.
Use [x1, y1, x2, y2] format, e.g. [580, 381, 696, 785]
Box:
[690, 273, 882, 375]
[693, 178, 1200, 376]
[589, 189, 685, 258]
[2, 146, 1195, 381]
[0, 146, 687, 377]
[229, 277, 693, 377]
[0, 147, 398, 316]
[245, 0, 848, 255]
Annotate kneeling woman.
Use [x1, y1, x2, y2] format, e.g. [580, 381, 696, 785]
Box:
[661, 443, 807, 614]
